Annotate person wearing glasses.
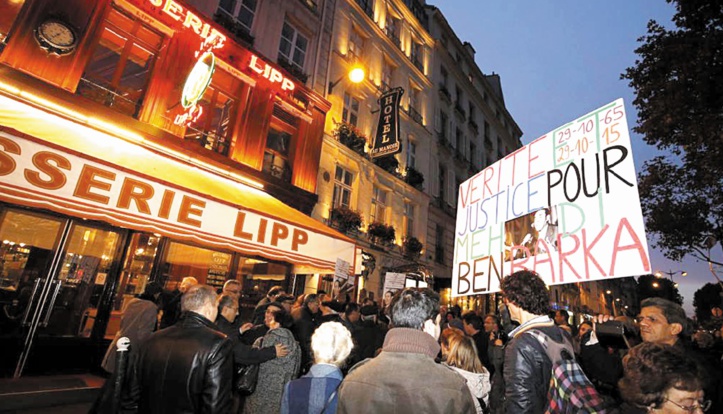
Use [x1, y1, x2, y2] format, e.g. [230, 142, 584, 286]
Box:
[618, 342, 710, 413]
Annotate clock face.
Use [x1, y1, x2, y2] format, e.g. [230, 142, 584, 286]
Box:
[36, 19, 77, 54]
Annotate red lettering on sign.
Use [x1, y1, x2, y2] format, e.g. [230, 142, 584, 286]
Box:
[73, 164, 115, 204]
[0, 136, 20, 176]
[26, 151, 70, 190]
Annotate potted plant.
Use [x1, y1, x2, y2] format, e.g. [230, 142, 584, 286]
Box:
[333, 121, 367, 156]
[403, 236, 423, 259]
[404, 166, 424, 190]
[368, 222, 395, 246]
[330, 206, 362, 234]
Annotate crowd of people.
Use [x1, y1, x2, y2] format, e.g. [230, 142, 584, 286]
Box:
[91, 271, 723, 413]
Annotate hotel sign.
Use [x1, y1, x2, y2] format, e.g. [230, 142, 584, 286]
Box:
[370, 87, 403, 158]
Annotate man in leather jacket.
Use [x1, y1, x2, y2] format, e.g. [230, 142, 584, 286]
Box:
[501, 270, 568, 414]
[124, 284, 233, 413]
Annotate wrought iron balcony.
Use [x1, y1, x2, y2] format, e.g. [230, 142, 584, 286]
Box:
[406, 105, 424, 126]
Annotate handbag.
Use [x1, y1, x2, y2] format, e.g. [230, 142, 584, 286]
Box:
[235, 363, 260, 395]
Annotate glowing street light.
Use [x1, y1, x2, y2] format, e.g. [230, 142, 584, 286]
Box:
[328, 65, 366, 94]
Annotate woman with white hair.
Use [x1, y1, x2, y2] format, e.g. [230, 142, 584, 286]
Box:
[281, 322, 354, 414]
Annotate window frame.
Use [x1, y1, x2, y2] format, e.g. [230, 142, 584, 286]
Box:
[333, 165, 354, 209]
[278, 21, 309, 70]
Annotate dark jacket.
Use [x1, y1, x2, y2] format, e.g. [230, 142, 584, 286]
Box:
[292, 306, 320, 372]
[338, 328, 476, 414]
[102, 297, 158, 374]
[349, 319, 386, 366]
[503, 318, 567, 414]
[159, 289, 182, 329]
[472, 330, 492, 374]
[124, 312, 233, 414]
[216, 316, 276, 366]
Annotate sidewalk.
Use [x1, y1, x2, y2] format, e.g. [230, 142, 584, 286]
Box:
[0, 374, 103, 413]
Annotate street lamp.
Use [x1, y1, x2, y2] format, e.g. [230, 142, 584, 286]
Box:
[328, 66, 366, 94]
[654, 269, 687, 284]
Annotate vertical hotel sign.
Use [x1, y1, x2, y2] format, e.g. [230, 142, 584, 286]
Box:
[370, 87, 404, 158]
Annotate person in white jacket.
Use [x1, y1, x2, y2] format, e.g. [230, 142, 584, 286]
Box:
[443, 330, 491, 414]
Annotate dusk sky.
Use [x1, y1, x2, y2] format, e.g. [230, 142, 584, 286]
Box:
[435, 0, 721, 315]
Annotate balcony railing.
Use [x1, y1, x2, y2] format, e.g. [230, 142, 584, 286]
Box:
[76, 78, 142, 118]
[213, 8, 254, 47]
[406, 105, 423, 126]
[384, 27, 402, 50]
[356, 0, 374, 20]
[436, 131, 453, 150]
[376, 81, 392, 95]
[277, 56, 309, 84]
[469, 119, 479, 134]
[302, 0, 318, 13]
[454, 102, 466, 120]
[411, 56, 424, 73]
[438, 85, 451, 103]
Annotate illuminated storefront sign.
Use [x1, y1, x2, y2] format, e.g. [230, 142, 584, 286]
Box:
[146, 0, 226, 47]
[175, 51, 215, 126]
[249, 54, 295, 92]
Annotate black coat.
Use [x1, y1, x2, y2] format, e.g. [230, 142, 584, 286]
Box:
[503, 324, 567, 414]
[349, 319, 386, 365]
[124, 312, 233, 414]
[216, 316, 276, 366]
[472, 330, 492, 374]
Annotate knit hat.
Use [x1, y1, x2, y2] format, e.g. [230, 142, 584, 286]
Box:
[360, 304, 379, 316]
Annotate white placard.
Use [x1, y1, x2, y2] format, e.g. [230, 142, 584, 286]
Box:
[452, 99, 651, 297]
[383, 272, 407, 295]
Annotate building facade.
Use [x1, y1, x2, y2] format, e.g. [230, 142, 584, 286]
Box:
[313, 0, 434, 299]
[424, 5, 523, 310]
[0, 0, 354, 378]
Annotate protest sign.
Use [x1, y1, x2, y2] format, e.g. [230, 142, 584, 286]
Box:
[452, 99, 651, 297]
[383, 272, 407, 296]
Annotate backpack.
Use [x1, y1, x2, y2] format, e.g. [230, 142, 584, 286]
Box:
[526, 329, 608, 414]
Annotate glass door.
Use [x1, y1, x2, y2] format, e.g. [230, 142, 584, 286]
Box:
[19, 222, 126, 376]
[0, 209, 69, 378]
[0, 206, 127, 377]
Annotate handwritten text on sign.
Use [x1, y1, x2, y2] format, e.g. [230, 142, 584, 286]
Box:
[452, 99, 650, 297]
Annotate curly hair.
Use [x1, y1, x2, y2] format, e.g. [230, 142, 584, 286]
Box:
[500, 270, 550, 315]
[618, 342, 702, 409]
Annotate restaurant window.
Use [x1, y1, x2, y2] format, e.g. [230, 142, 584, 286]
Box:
[236, 258, 290, 305]
[333, 166, 354, 208]
[159, 241, 232, 290]
[184, 68, 243, 156]
[343, 93, 360, 126]
[404, 202, 415, 238]
[278, 21, 308, 71]
[370, 186, 388, 224]
[263, 127, 293, 183]
[77, 7, 164, 118]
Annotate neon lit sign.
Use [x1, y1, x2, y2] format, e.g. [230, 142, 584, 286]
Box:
[175, 50, 216, 127]
[182, 51, 215, 109]
[147, 0, 227, 48]
[249, 54, 295, 92]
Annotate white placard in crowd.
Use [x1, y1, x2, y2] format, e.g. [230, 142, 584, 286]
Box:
[452, 99, 651, 297]
[383, 272, 407, 295]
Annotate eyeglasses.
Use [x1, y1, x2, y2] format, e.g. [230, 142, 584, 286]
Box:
[665, 398, 711, 413]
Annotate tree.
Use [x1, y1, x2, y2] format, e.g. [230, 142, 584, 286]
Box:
[636, 274, 683, 305]
[622, 1, 723, 264]
[692, 282, 723, 322]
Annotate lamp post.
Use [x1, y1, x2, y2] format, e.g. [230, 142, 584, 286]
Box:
[328, 66, 366, 95]
[654, 269, 687, 287]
